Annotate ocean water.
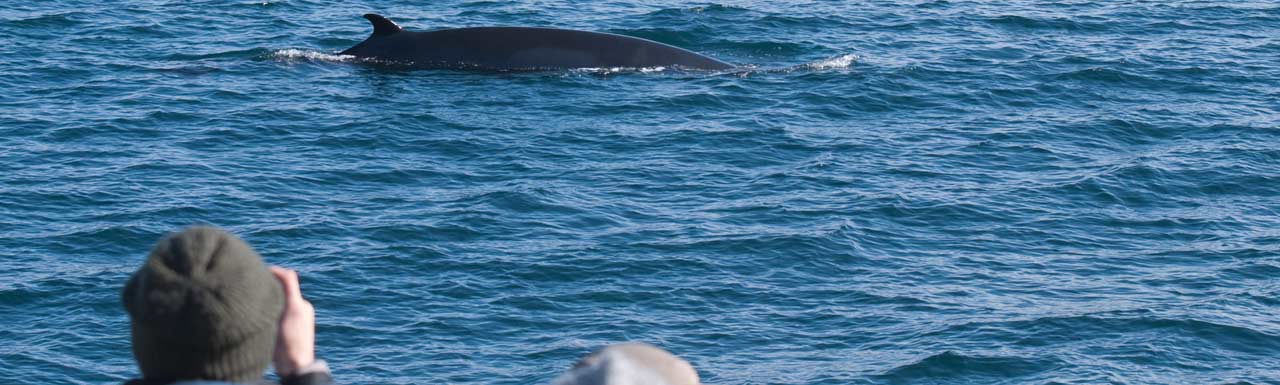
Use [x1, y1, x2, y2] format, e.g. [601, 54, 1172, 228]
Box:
[2, 0, 1278, 384]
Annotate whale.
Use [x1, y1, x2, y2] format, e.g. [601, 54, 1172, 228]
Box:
[340, 14, 734, 71]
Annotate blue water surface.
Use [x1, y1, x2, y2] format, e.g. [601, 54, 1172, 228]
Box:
[2, 1, 1278, 384]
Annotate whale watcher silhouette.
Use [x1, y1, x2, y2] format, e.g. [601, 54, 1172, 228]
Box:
[553, 343, 701, 385]
[341, 14, 734, 71]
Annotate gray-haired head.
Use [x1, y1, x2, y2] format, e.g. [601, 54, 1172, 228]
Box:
[553, 342, 700, 385]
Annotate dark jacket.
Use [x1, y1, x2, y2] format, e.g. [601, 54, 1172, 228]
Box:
[123, 371, 333, 385]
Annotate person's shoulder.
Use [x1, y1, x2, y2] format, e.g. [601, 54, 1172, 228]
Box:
[123, 380, 267, 385]
[281, 371, 334, 385]
[123, 381, 241, 385]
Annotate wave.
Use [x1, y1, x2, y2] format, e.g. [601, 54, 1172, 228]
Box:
[803, 54, 857, 70]
[987, 14, 1111, 32]
[166, 48, 270, 61]
[2, 12, 86, 28]
[879, 351, 1060, 382]
[643, 4, 754, 18]
[925, 311, 1280, 354]
[726, 53, 857, 76]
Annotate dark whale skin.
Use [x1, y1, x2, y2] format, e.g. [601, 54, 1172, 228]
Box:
[341, 14, 734, 71]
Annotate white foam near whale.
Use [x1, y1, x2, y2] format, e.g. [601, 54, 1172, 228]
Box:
[269, 48, 356, 63]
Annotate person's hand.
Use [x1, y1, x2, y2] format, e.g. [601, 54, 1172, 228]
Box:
[270, 266, 316, 377]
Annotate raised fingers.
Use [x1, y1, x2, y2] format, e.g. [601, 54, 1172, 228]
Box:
[270, 266, 302, 300]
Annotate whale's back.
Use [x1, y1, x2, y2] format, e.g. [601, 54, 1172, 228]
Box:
[418, 27, 732, 70]
[343, 15, 733, 70]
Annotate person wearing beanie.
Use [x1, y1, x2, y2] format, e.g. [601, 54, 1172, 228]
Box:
[122, 226, 334, 385]
[553, 342, 701, 385]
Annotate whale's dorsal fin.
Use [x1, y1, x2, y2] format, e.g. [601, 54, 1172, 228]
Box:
[363, 14, 403, 37]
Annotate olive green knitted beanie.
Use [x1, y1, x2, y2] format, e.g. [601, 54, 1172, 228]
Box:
[122, 226, 284, 383]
